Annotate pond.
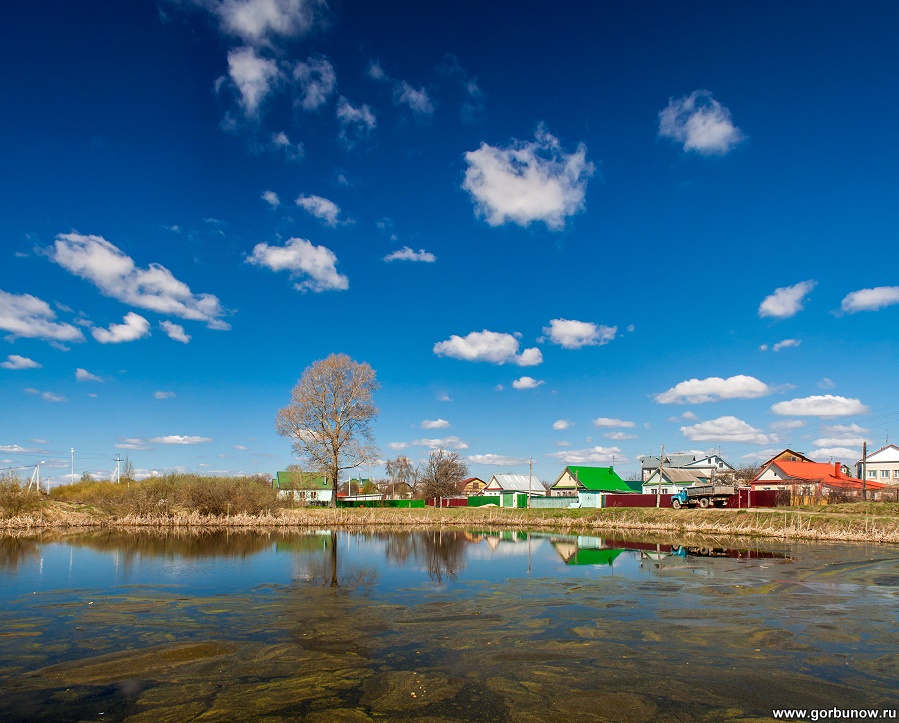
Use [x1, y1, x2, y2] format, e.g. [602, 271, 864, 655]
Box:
[1, 529, 897, 722]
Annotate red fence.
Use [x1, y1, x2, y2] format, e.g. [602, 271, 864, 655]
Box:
[604, 490, 779, 509]
[426, 497, 468, 507]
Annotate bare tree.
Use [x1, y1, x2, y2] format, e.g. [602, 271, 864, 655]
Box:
[275, 353, 380, 508]
[733, 463, 762, 486]
[417, 448, 469, 499]
[386, 455, 417, 498]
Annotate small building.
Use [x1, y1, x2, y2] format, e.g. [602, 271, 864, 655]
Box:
[639, 453, 698, 481]
[481, 474, 544, 497]
[550, 466, 640, 496]
[683, 455, 736, 480]
[856, 444, 899, 487]
[752, 459, 886, 502]
[460, 477, 487, 496]
[273, 470, 333, 504]
[642, 468, 710, 495]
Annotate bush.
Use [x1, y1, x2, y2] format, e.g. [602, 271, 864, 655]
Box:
[0, 471, 45, 518]
[50, 473, 278, 516]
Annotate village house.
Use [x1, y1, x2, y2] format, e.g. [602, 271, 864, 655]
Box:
[855, 444, 899, 488]
[549, 466, 639, 496]
[642, 468, 710, 495]
[460, 477, 487, 496]
[639, 453, 698, 481]
[752, 457, 886, 502]
[683, 454, 736, 480]
[481, 474, 544, 496]
[272, 470, 333, 505]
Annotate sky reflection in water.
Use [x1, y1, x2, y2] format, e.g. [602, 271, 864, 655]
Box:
[1, 530, 897, 722]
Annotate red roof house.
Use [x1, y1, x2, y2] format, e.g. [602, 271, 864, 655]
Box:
[753, 459, 886, 500]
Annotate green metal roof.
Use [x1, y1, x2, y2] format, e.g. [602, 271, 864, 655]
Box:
[566, 548, 624, 566]
[275, 471, 332, 490]
[565, 466, 640, 493]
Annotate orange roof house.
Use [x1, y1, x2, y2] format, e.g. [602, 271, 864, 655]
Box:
[753, 458, 886, 499]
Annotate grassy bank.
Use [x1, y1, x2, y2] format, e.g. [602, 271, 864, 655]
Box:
[3, 499, 899, 543]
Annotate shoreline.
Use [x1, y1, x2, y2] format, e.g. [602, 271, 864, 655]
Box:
[2, 503, 898, 543]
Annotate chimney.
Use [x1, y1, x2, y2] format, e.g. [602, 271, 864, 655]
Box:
[833, 461, 842, 479]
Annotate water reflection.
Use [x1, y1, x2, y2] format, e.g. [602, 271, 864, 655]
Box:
[0, 529, 896, 722]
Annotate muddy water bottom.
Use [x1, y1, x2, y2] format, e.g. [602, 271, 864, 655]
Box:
[0, 530, 897, 721]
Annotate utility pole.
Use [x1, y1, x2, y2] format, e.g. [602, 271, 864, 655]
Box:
[656, 445, 665, 508]
[528, 456, 533, 508]
[114, 454, 121, 484]
[861, 440, 867, 502]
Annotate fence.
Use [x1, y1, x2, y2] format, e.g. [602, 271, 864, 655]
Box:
[425, 497, 468, 508]
[528, 496, 577, 509]
[338, 499, 425, 508]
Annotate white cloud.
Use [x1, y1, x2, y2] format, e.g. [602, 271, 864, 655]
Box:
[654, 375, 773, 404]
[547, 446, 624, 465]
[214, 0, 323, 46]
[840, 286, 899, 313]
[604, 431, 637, 440]
[233, 444, 249, 450]
[542, 319, 616, 349]
[115, 438, 152, 450]
[149, 435, 213, 445]
[592, 417, 636, 428]
[553, 419, 572, 430]
[226, 46, 281, 116]
[268, 131, 304, 162]
[160, 320, 191, 344]
[467, 454, 526, 466]
[433, 330, 542, 366]
[758, 280, 817, 319]
[0, 444, 41, 454]
[463, 126, 593, 230]
[0, 289, 84, 343]
[336, 96, 376, 147]
[261, 190, 280, 207]
[154, 391, 176, 399]
[384, 247, 436, 263]
[411, 436, 468, 450]
[1, 354, 41, 370]
[771, 339, 801, 352]
[246, 237, 348, 292]
[681, 416, 774, 445]
[658, 90, 744, 154]
[50, 233, 228, 328]
[770, 419, 806, 431]
[421, 419, 449, 429]
[512, 376, 544, 390]
[296, 194, 343, 226]
[809, 447, 860, 462]
[813, 423, 869, 448]
[394, 81, 434, 116]
[293, 55, 336, 111]
[388, 441, 409, 450]
[771, 395, 868, 418]
[75, 368, 103, 382]
[818, 378, 835, 390]
[367, 60, 386, 81]
[681, 411, 698, 421]
[814, 438, 865, 449]
[92, 312, 151, 344]
[25, 388, 66, 403]
[437, 393, 452, 402]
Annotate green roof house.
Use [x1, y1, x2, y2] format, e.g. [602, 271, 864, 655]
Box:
[273, 470, 333, 504]
[549, 466, 640, 496]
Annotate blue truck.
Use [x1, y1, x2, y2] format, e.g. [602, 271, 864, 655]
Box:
[671, 484, 736, 509]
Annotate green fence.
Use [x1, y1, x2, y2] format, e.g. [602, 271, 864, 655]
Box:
[337, 499, 425, 508]
[467, 496, 500, 507]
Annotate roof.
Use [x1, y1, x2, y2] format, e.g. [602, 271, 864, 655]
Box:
[566, 548, 624, 566]
[486, 474, 543, 493]
[640, 453, 697, 470]
[554, 466, 640, 493]
[685, 456, 736, 471]
[644, 469, 709, 486]
[860, 443, 899, 463]
[765, 461, 886, 490]
[275, 470, 332, 490]
[759, 448, 814, 469]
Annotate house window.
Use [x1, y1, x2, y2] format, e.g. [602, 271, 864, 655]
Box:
[894, 470, 899, 478]
[869, 471, 877, 478]
[882, 470, 890, 479]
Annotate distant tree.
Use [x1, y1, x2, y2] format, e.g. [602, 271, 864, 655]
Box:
[417, 448, 469, 499]
[122, 456, 136, 483]
[386, 455, 417, 497]
[80, 471, 92, 482]
[275, 353, 380, 508]
[733, 463, 762, 486]
[359, 479, 379, 494]
[626, 471, 641, 482]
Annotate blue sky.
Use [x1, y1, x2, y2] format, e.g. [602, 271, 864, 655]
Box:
[3, 0, 899, 485]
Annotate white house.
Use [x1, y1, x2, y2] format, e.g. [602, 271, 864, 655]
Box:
[856, 444, 899, 486]
[481, 474, 544, 496]
[642, 468, 710, 495]
[683, 455, 735, 480]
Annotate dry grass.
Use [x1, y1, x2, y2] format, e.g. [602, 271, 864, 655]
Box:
[2, 503, 898, 543]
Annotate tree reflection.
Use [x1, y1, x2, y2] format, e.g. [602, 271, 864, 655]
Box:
[382, 530, 470, 583]
[290, 531, 378, 591]
[0, 537, 40, 573]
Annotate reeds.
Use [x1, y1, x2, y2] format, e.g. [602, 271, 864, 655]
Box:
[1, 505, 898, 543]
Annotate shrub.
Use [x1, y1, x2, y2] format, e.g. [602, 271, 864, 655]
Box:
[0, 471, 45, 518]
